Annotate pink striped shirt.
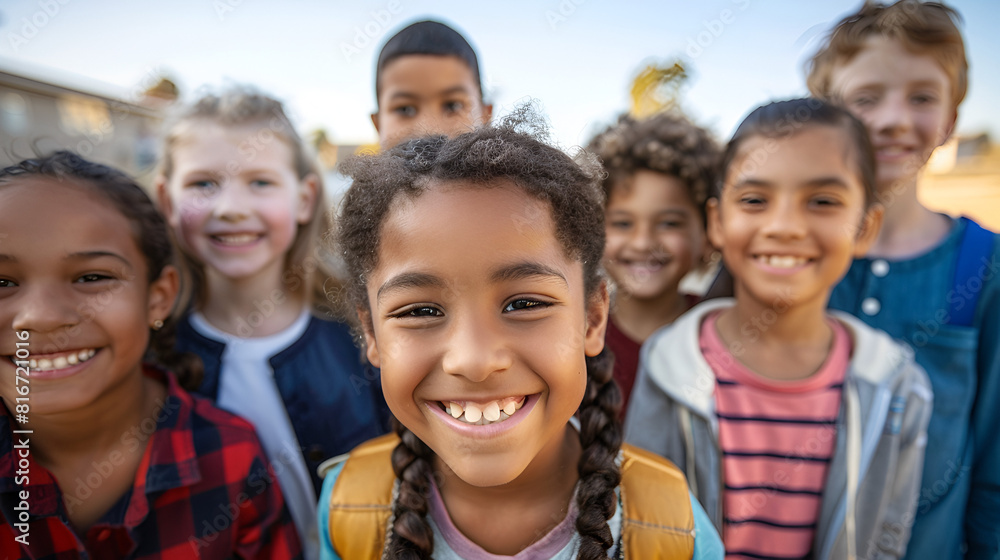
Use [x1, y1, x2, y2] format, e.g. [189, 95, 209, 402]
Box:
[700, 311, 849, 560]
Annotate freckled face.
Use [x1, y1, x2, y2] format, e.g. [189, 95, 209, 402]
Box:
[160, 123, 316, 286]
[362, 182, 607, 487]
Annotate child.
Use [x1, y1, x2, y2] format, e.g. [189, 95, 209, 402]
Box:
[371, 19, 493, 149]
[625, 99, 934, 559]
[586, 113, 720, 417]
[807, 2, 1000, 556]
[0, 151, 300, 558]
[156, 89, 390, 557]
[318, 114, 723, 558]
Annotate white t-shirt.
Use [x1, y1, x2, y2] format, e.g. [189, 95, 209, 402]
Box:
[190, 309, 319, 559]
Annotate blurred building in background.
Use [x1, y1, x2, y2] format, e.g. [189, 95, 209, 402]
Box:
[920, 134, 1000, 231]
[0, 66, 169, 184]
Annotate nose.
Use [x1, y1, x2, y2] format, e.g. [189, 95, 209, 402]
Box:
[212, 180, 250, 222]
[761, 198, 807, 241]
[867, 92, 913, 137]
[11, 284, 81, 350]
[440, 311, 513, 383]
[626, 222, 656, 253]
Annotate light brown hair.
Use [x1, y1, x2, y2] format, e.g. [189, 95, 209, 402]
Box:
[158, 87, 343, 318]
[807, 0, 968, 110]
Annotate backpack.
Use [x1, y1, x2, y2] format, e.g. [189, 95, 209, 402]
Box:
[325, 434, 697, 559]
[948, 217, 996, 326]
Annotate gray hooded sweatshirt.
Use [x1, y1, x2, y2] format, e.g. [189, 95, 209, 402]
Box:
[624, 299, 933, 559]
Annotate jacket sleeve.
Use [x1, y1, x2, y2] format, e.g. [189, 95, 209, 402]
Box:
[623, 364, 676, 461]
[872, 362, 933, 559]
[966, 245, 1000, 559]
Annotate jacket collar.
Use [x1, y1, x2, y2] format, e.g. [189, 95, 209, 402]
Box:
[640, 298, 915, 419]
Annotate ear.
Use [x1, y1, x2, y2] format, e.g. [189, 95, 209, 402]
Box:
[706, 198, 725, 251]
[296, 173, 320, 224]
[480, 102, 494, 126]
[148, 264, 180, 324]
[358, 306, 381, 367]
[583, 281, 611, 357]
[155, 176, 174, 221]
[370, 112, 381, 135]
[853, 204, 885, 257]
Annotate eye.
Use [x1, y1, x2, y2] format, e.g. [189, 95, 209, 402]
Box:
[608, 220, 632, 230]
[75, 273, 113, 283]
[911, 93, 937, 106]
[444, 100, 466, 114]
[658, 219, 684, 229]
[738, 195, 766, 207]
[810, 195, 842, 207]
[390, 305, 442, 319]
[0, 278, 17, 288]
[503, 298, 550, 313]
[187, 179, 217, 189]
[250, 178, 274, 187]
[392, 105, 417, 118]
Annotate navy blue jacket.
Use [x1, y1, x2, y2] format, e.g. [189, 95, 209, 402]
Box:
[176, 313, 392, 494]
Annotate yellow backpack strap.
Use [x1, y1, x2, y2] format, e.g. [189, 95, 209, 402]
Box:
[619, 443, 696, 559]
[328, 433, 401, 559]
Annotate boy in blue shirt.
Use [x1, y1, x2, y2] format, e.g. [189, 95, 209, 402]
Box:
[808, 1, 1000, 557]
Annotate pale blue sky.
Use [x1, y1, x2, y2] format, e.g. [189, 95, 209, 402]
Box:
[1, 0, 997, 148]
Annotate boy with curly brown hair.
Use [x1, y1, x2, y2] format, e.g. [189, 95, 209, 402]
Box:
[586, 113, 720, 417]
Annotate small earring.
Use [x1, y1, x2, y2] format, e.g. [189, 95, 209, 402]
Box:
[151, 319, 164, 330]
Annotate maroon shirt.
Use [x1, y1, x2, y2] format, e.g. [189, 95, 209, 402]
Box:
[607, 294, 699, 419]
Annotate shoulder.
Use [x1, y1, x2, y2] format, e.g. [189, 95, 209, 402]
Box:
[833, 315, 933, 411]
[180, 386, 270, 462]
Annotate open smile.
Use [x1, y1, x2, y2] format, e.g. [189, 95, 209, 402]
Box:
[6, 348, 101, 380]
[427, 394, 538, 437]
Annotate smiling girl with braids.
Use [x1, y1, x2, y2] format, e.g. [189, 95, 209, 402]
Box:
[316, 109, 722, 559]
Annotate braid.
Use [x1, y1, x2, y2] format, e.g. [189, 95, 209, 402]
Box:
[575, 348, 622, 560]
[387, 418, 435, 559]
[147, 318, 203, 392]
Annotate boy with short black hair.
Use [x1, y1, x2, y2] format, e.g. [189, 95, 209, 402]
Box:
[807, 1, 1000, 557]
[371, 20, 492, 149]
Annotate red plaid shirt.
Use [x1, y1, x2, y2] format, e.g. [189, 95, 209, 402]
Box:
[0, 365, 302, 559]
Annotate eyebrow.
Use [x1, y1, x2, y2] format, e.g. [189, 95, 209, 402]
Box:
[377, 272, 447, 304]
[375, 262, 568, 304]
[67, 251, 133, 269]
[489, 262, 567, 286]
[389, 86, 473, 101]
[732, 177, 850, 189]
[0, 254, 14, 263]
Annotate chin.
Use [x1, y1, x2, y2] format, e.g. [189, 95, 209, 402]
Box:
[445, 455, 528, 488]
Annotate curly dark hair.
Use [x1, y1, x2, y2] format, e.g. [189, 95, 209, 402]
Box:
[586, 112, 720, 221]
[336, 107, 622, 559]
[0, 151, 202, 390]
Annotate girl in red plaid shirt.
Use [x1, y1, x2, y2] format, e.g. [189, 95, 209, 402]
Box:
[0, 152, 301, 559]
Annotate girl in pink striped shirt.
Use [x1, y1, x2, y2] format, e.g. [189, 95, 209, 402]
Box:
[625, 98, 933, 559]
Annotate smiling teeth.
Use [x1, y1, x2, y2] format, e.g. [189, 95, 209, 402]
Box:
[214, 234, 259, 244]
[29, 349, 96, 372]
[760, 255, 807, 268]
[445, 397, 526, 426]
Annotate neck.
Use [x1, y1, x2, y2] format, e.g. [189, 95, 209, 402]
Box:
[870, 178, 950, 258]
[716, 287, 833, 380]
[27, 369, 167, 467]
[436, 424, 581, 554]
[201, 264, 307, 337]
[611, 288, 688, 342]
